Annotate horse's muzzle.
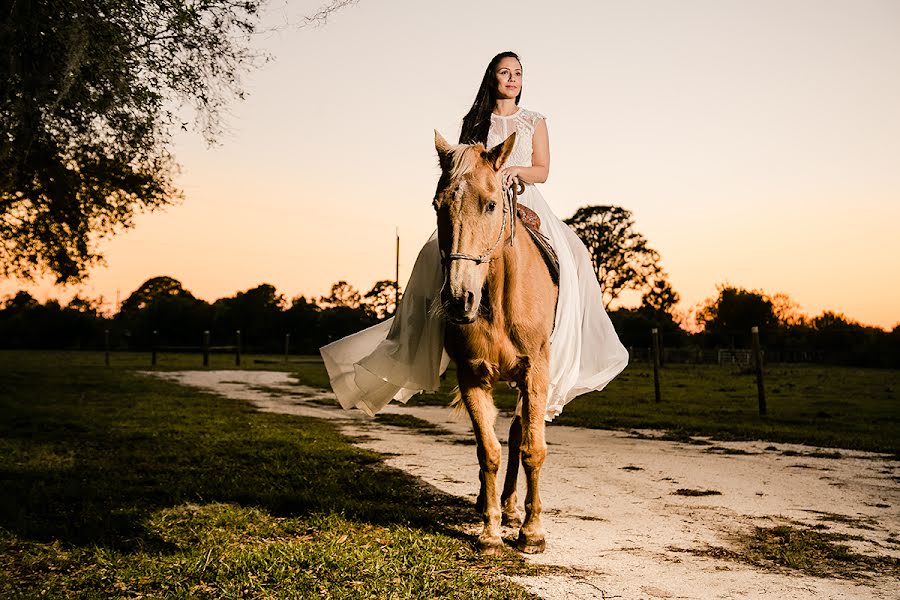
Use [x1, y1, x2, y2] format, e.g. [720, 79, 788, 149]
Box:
[443, 288, 478, 324]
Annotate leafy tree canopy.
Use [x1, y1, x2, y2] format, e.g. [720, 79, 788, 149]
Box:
[641, 276, 680, 315]
[120, 276, 195, 314]
[565, 205, 671, 308]
[320, 281, 361, 309]
[363, 280, 399, 320]
[696, 284, 779, 346]
[2, 291, 41, 313]
[1, 0, 264, 283]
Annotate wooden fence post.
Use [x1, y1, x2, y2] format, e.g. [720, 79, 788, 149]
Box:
[651, 328, 661, 403]
[752, 326, 767, 417]
[284, 333, 290, 363]
[658, 329, 665, 367]
[202, 331, 210, 367]
[104, 329, 110, 366]
[151, 330, 158, 367]
[235, 330, 242, 366]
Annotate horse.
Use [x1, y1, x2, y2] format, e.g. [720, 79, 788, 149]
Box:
[432, 130, 559, 554]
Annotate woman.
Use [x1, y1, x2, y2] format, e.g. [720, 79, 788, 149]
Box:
[320, 51, 628, 420]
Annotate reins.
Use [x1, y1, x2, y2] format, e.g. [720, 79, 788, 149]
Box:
[441, 180, 525, 267]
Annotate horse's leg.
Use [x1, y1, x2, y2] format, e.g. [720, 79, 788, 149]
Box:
[500, 414, 523, 528]
[517, 361, 548, 554]
[458, 372, 503, 554]
[475, 469, 486, 514]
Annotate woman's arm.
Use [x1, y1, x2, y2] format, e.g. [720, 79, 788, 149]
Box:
[501, 118, 550, 186]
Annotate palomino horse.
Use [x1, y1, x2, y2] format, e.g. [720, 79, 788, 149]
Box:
[433, 131, 558, 554]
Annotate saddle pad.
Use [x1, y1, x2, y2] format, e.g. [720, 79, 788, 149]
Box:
[521, 220, 560, 286]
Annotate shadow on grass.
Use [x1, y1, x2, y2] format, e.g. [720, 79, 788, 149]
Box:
[0, 360, 475, 554]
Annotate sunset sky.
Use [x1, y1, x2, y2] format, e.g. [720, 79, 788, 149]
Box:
[4, 0, 899, 329]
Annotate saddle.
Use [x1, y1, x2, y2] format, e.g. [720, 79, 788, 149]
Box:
[514, 204, 560, 286]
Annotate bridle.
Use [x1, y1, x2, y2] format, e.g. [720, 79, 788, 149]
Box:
[440, 180, 525, 267]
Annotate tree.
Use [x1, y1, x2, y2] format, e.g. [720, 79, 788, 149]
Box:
[363, 280, 399, 319]
[319, 281, 361, 309]
[1, 291, 41, 313]
[66, 295, 103, 317]
[284, 295, 322, 354]
[0, 291, 107, 349]
[770, 292, 806, 326]
[117, 276, 211, 346]
[212, 284, 284, 349]
[119, 276, 196, 314]
[564, 205, 668, 308]
[696, 284, 779, 347]
[641, 273, 680, 314]
[608, 306, 688, 350]
[301, 0, 361, 27]
[1, 0, 265, 283]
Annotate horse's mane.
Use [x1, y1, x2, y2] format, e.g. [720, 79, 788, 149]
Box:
[447, 143, 486, 182]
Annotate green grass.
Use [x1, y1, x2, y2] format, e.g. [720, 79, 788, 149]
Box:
[15, 350, 898, 453]
[673, 489, 722, 497]
[393, 361, 899, 455]
[672, 525, 900, 579]
[3, 349, 310, 372]
[374, 414, 452, 436]
[559, 363, 899, 454]
[0, 352, 538, 599]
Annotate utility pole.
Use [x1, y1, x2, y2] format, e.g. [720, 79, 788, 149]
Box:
[394, 228, 401, 314]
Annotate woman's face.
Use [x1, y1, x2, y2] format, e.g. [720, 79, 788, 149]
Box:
[494, 57, 522, 100]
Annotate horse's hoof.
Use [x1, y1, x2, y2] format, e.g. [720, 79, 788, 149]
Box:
[516, 532, 546, 554]
[502, 513, 522, 529]
[478, 535, 504, 556]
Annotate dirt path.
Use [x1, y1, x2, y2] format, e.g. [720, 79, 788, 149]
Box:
[148, 370, 899, 600]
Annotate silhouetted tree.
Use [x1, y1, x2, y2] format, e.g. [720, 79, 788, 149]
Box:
[808, 311, 881, 365]
[564, 205, 669, 308]
[302, 0, 360, 26]
[0, 291, 107, 348]
[696, 285, 779, 347]
[641, 274, 680, 314]
[66, 296, 102, 316]
[284, 296, 322, 354]
[2, 291, 40, 313]
[120, 276, 195, 314]
[318, 306, 378, 345]
[1, 0, 265, 283]
[320, 281, 361, 309]
[116, 277, 211, 347]
[363, 280, 400, 319]
[609, 306, 688, 350]
[213, 284, 285, 350]
[770, 292, 806, 327]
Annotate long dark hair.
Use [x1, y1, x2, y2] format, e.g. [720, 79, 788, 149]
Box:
[459, 51, 522, 145]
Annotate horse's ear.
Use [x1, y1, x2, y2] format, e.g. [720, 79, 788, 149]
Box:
[484, 132, 516, 171]
[434, 130, 453, 172]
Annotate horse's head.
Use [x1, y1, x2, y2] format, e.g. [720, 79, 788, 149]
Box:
[432, 130, 517, 324]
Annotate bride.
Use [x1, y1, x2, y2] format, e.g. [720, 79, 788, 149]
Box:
[320, 51, 628, 421]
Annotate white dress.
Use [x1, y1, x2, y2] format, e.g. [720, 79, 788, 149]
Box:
[320, 107, 629, 421]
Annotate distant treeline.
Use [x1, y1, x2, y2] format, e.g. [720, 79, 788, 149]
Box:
[2, 277, 898, 368]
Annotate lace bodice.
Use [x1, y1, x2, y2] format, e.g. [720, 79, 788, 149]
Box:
[486, 107, 546, 168]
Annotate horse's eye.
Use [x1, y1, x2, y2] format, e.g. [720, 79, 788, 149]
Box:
[487, 201, 496, 212]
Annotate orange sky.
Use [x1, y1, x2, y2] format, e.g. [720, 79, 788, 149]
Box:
[3, 0, 899, 330]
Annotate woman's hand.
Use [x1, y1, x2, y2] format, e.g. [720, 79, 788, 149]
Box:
[501, 166, 524, 188]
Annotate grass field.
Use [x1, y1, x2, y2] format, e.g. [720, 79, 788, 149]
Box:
[353, 359, 898, 455]
[11, 349, 898, 454]
[1, 350, 897, 595]
[0, 352, 538, 598]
